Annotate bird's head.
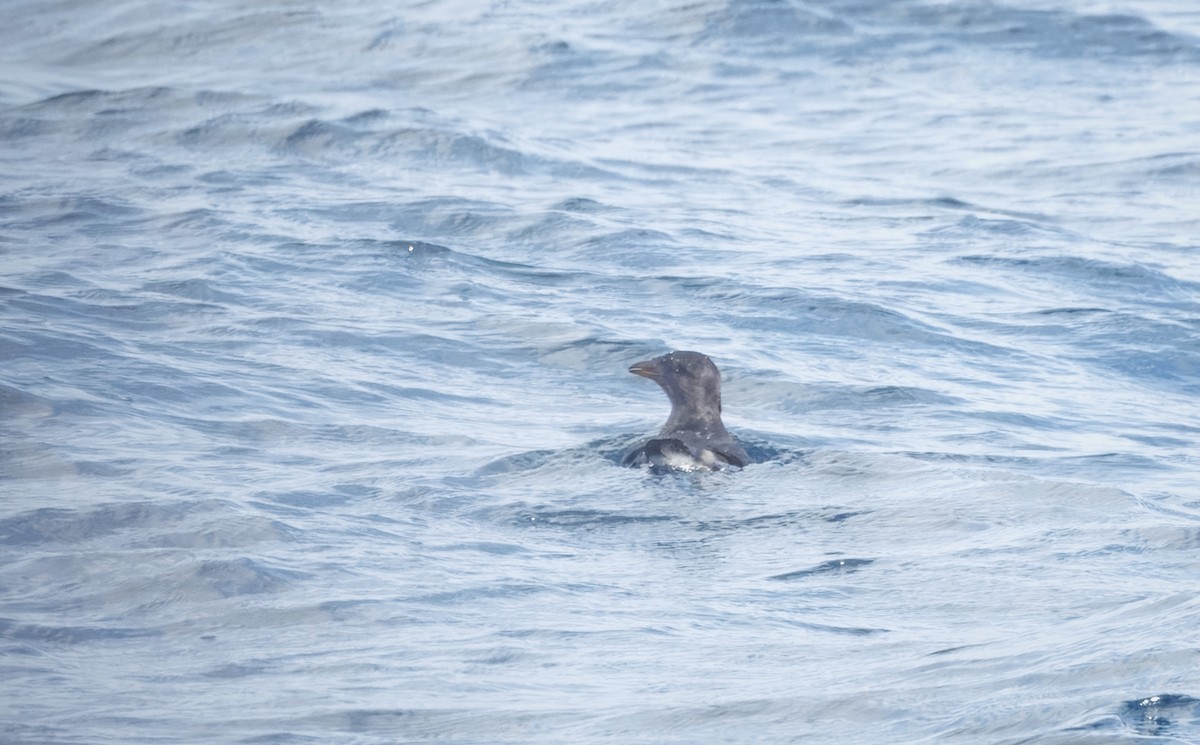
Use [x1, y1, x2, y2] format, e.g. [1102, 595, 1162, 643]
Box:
[628, 350, 723, 417]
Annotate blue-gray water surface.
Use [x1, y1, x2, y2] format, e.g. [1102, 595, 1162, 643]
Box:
[2, 1, 1199, 743]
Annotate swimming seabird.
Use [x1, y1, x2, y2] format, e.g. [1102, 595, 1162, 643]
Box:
[622, 351, 751, 471]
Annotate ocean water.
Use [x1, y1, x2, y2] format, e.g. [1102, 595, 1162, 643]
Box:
[2, 0, 1199, 742]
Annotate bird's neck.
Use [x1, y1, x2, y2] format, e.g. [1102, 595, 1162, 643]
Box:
[664, 403, 725, 436]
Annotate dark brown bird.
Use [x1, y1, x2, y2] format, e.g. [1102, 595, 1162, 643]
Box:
[623, 351, 751, 471]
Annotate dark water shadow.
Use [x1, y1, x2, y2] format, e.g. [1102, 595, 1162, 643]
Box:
[769, 557, 876, 581]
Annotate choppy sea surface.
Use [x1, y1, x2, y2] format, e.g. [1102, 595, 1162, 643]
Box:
[3, 1, 1200, 743]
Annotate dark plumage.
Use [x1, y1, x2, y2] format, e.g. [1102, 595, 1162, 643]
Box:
[622, 351, 751, 471]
